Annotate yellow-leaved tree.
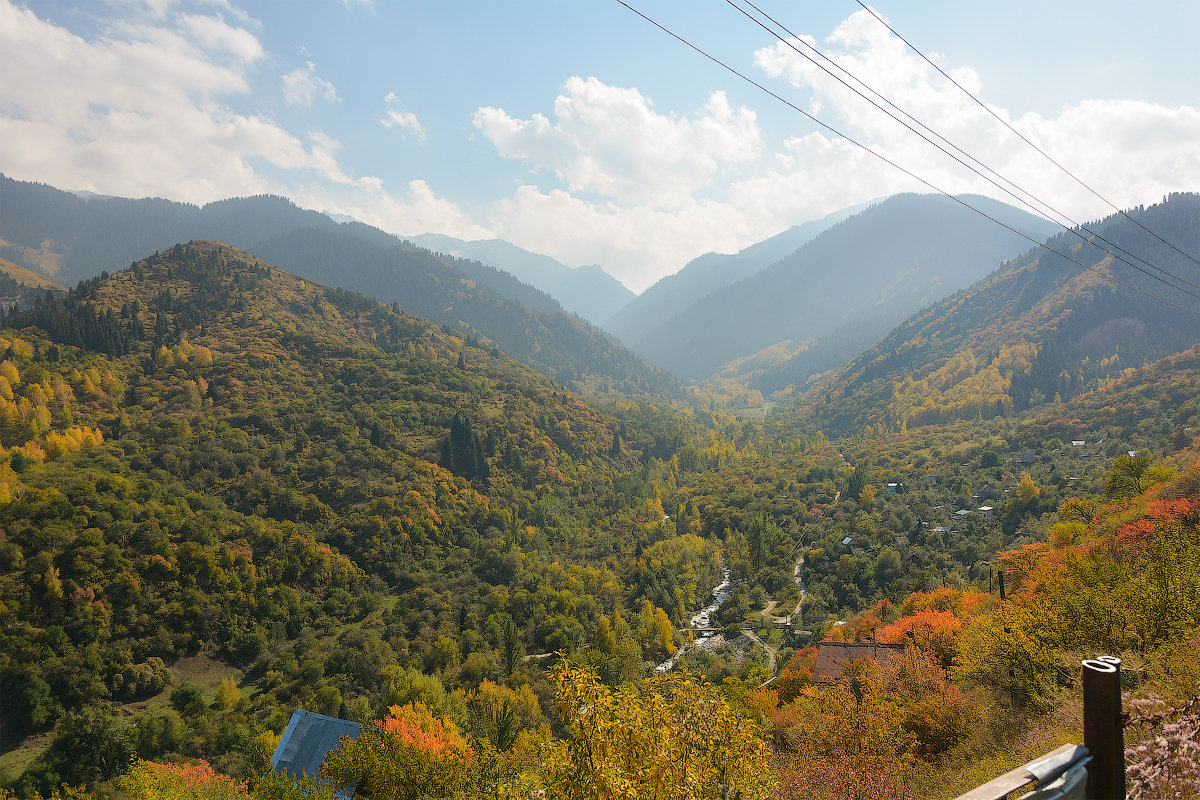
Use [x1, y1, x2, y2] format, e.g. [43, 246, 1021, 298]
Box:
[542, 663, 774, 800]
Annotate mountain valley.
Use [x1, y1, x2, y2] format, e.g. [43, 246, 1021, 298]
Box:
[0, 188, 1199, 800]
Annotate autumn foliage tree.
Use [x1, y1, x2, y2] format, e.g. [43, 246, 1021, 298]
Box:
[120, 760, 248, 800]
[770, 659, 914, 800]
[322, 703, 474, 800]
[876, 609, 964, 666]
[542, 664, 774, 800]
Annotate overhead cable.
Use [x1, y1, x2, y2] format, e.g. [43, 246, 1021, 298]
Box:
[612, 0, 1200, 315]
[854, 0, 1200, 271]
[726, 0, 1200, 298]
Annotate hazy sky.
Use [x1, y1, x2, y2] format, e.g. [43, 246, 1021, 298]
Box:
[3, 0, 1199, 291]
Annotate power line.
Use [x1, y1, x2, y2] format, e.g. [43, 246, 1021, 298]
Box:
[853, 0, 1200, 271]
[724, 0, 1200, 299]
[612, 0, 1200, 315]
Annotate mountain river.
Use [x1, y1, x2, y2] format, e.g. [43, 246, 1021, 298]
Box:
[655, 567, 733, 673]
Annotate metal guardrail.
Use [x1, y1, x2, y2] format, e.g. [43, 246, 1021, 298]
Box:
[954, 743, 1090, 800]
[953, 657, 1125, 800]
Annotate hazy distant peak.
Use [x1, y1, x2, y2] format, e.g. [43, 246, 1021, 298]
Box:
[322, 210, 361, 225]
[404, 232, 633, 325]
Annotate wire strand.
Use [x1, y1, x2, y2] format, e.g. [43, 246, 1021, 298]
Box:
[853, 0, 1200, 271]
[726, 0, 1200, 299]
[612, 0, 1200, 316]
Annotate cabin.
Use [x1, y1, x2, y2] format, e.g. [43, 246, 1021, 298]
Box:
[811, 641, 907, 685]
[271, 709, 363, 799]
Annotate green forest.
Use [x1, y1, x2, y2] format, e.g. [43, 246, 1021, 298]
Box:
[1, 238, 1198, 799]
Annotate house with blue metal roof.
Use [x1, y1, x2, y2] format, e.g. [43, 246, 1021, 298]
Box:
[270, 709, 363, 799]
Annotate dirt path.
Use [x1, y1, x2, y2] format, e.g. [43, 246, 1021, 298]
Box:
[792, 554, 807, 617]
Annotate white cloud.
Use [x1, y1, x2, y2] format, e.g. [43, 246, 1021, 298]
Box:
[475, 10, 1200, 291]
[106, 0, 177, 21]
[474, 76, 761, 208]
[302, 179, 491, 243]
[486, 185, 757, 293]
[749, 9, 1200, 224]
[195, 0, 258, 28]
[381, 92, 426, 142]
[281, 61, 340, 108]
[0, 0, 265, 198]
[180, 13, 263, 63]
[0, 0, 456, 232]
[754, 11, 986, 142]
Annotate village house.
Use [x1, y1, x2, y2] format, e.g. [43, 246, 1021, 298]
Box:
[811, 641, 907, 685]
[271, 709, 363, 799]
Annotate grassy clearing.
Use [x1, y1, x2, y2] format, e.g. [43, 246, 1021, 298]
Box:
[0, 730, 54, 783]
[0, 653, 245, 786]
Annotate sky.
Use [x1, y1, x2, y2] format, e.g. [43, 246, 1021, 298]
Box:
[2, 1, 1199, 292]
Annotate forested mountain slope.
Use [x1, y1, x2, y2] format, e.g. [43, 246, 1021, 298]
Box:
[780, 192, 1200, 438]
[0, 241, 713, 794]
[0, 176, 677, 397]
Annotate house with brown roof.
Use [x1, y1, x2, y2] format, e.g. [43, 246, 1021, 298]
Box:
[811, 641, 907, 685]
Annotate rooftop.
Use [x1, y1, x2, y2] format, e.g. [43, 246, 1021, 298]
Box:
[811, 641, 907, 685]
[271, 709, 363, 799]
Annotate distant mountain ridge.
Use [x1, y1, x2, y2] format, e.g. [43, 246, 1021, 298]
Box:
[0, 175, 678, 397]
[618, 193, 1059, 382]
[408, 233, 634, 326]
[777, 192, 1200, 437]
[603, 201, 874, 344]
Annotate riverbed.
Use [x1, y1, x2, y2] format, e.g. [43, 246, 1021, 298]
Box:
[655, 567, 733, 672]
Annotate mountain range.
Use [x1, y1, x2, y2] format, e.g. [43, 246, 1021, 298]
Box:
[4, 175, 1200, 799]
[602, 201, 873, 345]
[12, 173, 1200, 432]
[0, 175, 676, 397]
[609, 193, 1059, 382]
[775, 192, 1200, 437]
